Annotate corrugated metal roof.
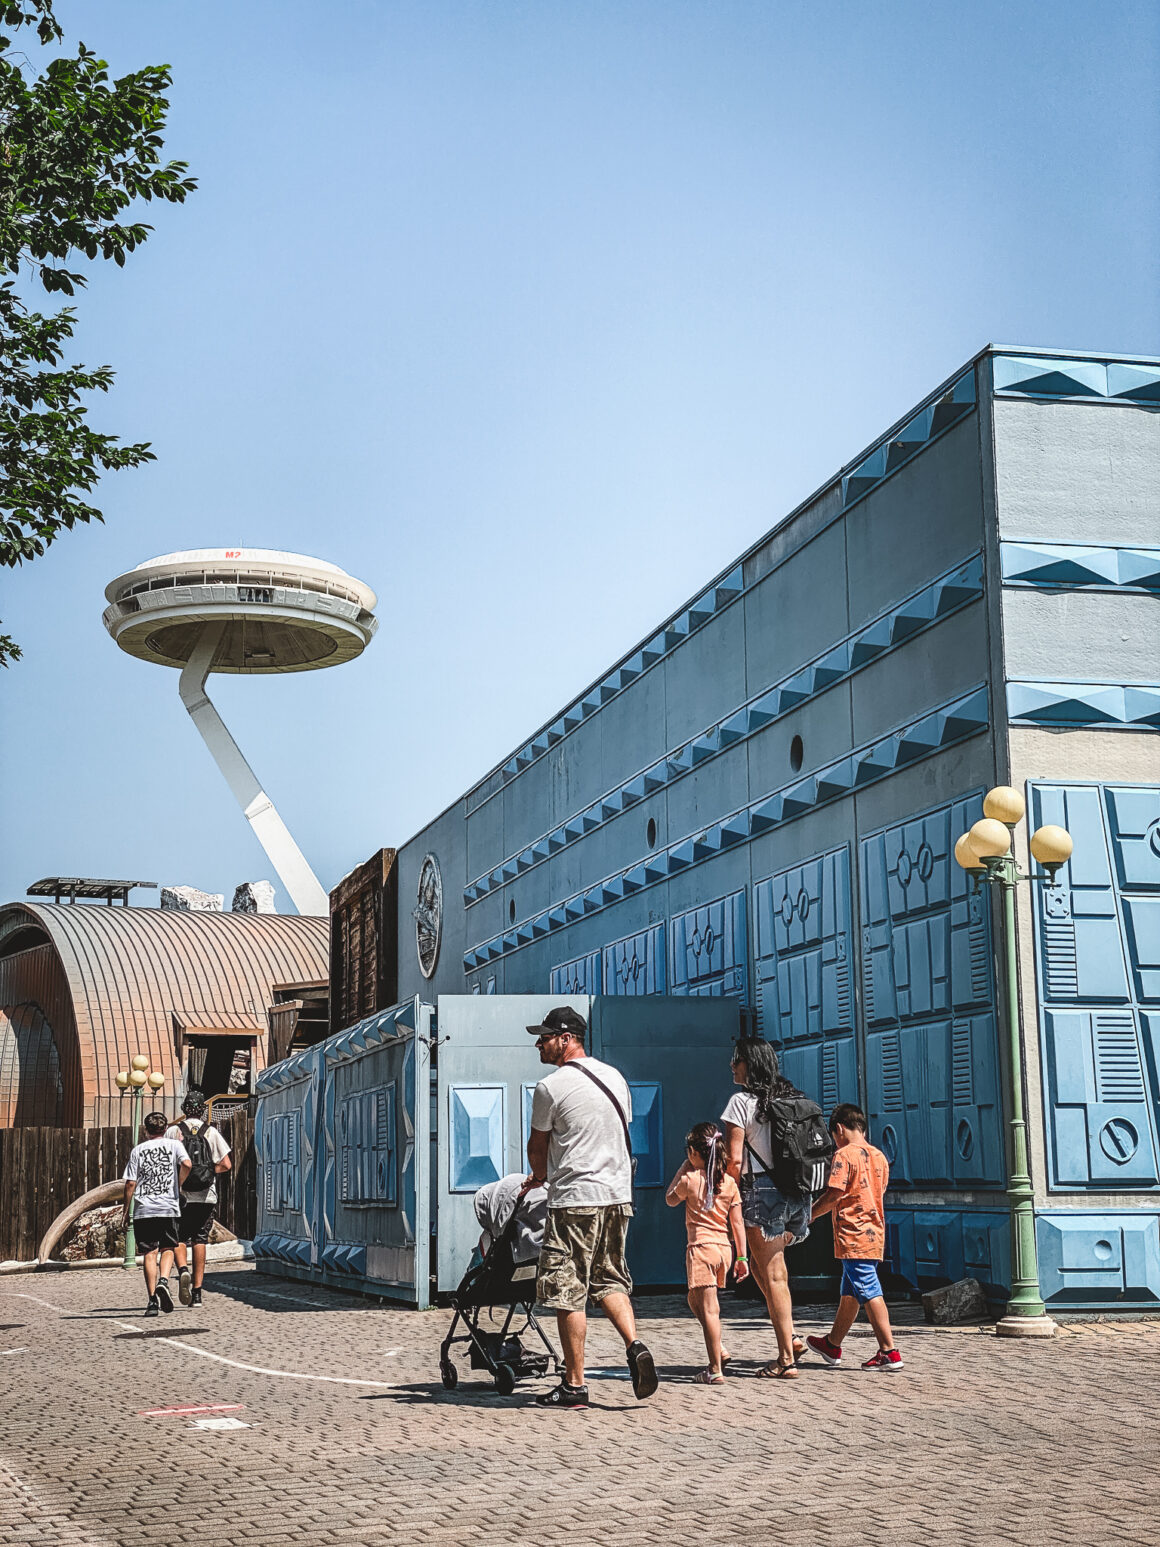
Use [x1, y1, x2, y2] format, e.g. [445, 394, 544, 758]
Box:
[0, 904, 328, 1127]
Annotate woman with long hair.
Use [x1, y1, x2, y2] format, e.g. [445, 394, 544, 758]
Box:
[721, 1037, 810, 1378]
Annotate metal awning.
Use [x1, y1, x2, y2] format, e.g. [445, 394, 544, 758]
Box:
[27, 877, 157, 906]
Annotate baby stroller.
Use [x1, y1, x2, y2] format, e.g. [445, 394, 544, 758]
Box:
[439, 1174, 561, 1395]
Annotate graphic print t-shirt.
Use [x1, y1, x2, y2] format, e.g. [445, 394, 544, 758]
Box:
[828, 1141, 889, 1260]
[124, 1137, 190, 1218]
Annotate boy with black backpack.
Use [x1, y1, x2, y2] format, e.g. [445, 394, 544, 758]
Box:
[165, 1088, 232, 1307]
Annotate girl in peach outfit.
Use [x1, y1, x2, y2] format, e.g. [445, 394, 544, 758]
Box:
[665, 1121, 749, 1384]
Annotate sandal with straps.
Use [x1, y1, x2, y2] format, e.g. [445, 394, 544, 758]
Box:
[757, 1358, 799, 1380]
[695, 1367, 726, 1385]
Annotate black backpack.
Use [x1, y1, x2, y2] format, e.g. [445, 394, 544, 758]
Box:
[748, 1094, 835, 1199]
[179, 1120, 217, 1192]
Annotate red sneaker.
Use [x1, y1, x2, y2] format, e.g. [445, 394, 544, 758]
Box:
[805, 1334, 842, 1367]
[861, 1347, 903, 1371]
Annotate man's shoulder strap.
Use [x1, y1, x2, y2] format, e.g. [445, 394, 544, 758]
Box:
[568, 1061, 633, 1156]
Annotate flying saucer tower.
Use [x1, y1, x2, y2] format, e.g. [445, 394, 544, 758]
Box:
[103, 548, 378, 916]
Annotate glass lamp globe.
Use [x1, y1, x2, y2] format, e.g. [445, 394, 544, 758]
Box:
[1030, 824, 1074, 868]
[983, 785, 1026, 826]
[967, 818, 1011, 859]
[147, 1071, 165, 1089]
[129, 1069, 147, 1087]
[131, 1054, 149, 1071]
[115, 1071, 129, 1089]
[954, 833, 984, 871]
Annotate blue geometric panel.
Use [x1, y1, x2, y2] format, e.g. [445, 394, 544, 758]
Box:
[448, 1084, 506, 1193]
[1008, 681, 1160, 730]
[1037, 1213, 1160, 1306]
[1031, 785, 1131, 1004]
[628, 1083, 663, 1188]
[550, 950, 602, 996]
[913, 1210, 964, 1284]
[338, 1085, 397, 1206]
[263, 1110, 301, 1215]
[860, 794, 1004, 1192]
[754, 847, 856, 1114]
[670, 891, 748, 1000]
[992, 355, 1110, 398]
[521, 1082, 537, 1162]
[1001, 542, 1160, 593]
[842, 368, 975, 507]
[1043, 1009, 1158, 1187]
[466, 685, 990, 972]
[1033, 782, 1160, 1194]
[603, 925, 665, 996]
[463, 557, 984, 915]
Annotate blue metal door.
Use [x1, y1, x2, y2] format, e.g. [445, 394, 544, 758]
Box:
[434, 994, 739, 1292]
[435, 995, 590, 1292]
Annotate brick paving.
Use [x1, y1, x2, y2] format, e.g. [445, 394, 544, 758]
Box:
[1, 1263, 1158, 1547]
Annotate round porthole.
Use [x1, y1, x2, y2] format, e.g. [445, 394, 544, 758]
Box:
[509, 898, 517, 925]
[789, 734, 804, 773]
[646, 817, 657, 849]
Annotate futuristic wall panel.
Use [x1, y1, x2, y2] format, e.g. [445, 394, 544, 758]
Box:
[670, 891, 748, 1000]
[860, 794, 1004, 1190]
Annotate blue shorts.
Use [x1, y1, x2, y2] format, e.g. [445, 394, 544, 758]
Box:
[740, 1172, 811, 1245]
[840, 1259, 884, 1305]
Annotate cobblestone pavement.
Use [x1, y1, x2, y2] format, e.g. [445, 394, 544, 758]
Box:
[2, 1263, 1158, 1547]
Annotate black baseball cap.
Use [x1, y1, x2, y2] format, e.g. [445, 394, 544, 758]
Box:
[526, 1006, 587, 1038]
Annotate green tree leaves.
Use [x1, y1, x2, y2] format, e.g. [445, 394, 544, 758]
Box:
[0, 0, 195, 663]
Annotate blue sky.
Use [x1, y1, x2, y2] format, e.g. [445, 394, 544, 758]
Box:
[2, 0, 1158, 910]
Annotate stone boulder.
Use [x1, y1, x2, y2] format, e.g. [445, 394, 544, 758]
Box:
[60, 1204, 127, 1261]
[922, 1276, 989, 1324]
[161, 885, 224, 912]
[231, 880, 277, 914]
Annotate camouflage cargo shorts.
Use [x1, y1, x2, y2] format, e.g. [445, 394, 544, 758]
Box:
[536, 1204, 634, 1311]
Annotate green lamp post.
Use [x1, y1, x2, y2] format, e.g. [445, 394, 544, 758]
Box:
[954, 785, 1073, 1338]
[116, 1056, 166, 1269]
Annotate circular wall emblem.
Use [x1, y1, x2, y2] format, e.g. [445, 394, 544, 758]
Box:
[414, 853, 443, 979]
[1099, 1117, 1139, 1165]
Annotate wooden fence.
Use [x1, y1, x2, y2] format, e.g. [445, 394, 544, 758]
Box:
[0, 1108, 258, 1263]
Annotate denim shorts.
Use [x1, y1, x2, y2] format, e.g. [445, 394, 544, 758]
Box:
[840, 1259, 884, 1304]
[740, 1172, 811, 1244]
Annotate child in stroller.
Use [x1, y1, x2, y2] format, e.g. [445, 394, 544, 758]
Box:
[439, 1173, 562, 1395]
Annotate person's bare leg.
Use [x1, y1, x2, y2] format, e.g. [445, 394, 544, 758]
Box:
[828, 1293, 860, 1348]
[141, 1251, 159, 1295]
[191, 1241, 208, 1291]
[556, 1309, 588, 1386]
[688, 1286, 724, 1373]
[747, 1229, 796, 1367]
[597, 1290, 637, 1351]
[174, 1242, 188, 1272]
[158, 1247, 175, 1283]
[864, 1295, 895, 1350]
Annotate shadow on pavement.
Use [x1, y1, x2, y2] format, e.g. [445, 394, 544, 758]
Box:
[360, 1380, 635, 1412]
[113, 1325, 213, 1339]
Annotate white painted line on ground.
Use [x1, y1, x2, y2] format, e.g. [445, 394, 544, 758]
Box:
[0, 1346, 28, 1357]
[190, 1416, 250, 1431]
[113, 1322, 394, 1386]
[0, 1292, 68, 1313]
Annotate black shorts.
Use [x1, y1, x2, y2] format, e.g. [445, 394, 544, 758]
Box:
[178, 1201, 216, 1246]
[134, 1216, 179, 1252]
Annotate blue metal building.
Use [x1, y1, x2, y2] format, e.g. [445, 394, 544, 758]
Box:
[259, 344, 1158, 1309]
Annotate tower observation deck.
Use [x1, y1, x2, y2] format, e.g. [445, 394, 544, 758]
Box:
[104, 548, 378, 916]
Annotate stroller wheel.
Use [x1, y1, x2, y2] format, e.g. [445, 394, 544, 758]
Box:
[494, 1362, 516, 1396]
[440, 1361, 458, 1391]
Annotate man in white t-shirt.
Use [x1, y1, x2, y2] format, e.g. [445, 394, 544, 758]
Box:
[165, 1088, 232, 1308]
[123, 1111, 191, 1317]
[524, 1006, 658, 1409]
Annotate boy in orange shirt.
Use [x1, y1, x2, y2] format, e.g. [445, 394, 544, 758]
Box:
[805, 1103, 902, 1371]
